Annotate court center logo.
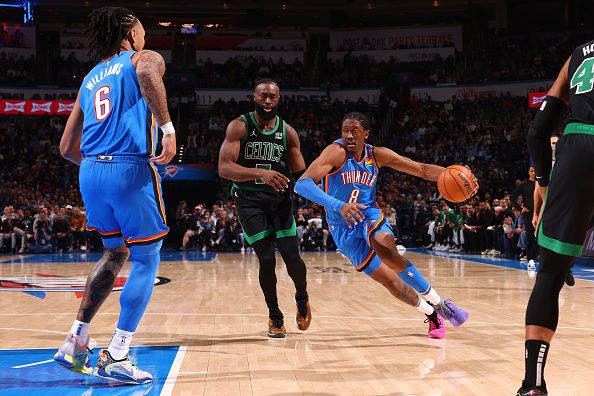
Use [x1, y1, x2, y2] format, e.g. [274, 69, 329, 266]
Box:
[0, 274, 171, 299]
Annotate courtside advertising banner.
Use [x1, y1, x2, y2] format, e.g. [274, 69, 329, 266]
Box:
[0, 100, 74, 115]
[155, 164, 215, 181]
[528, 92, 548, 109]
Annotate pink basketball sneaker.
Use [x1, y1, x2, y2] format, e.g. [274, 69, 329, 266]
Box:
[426, 311, 446, 339]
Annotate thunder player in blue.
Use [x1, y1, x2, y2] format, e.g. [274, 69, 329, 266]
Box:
[53, 8, 176, 384]
[295, 112, 474, 337]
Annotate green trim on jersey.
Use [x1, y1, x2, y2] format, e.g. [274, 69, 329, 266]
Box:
[536, 172, 583, 256]
[275, 219, 297, 239]
[564, 122, 594, 136]
[240, 114, 249, 144]
[244, 227, 273, 245]
[248, 112, 280, 135]
[538, 227, 583, 256]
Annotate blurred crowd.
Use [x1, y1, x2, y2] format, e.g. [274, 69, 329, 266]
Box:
[0, 88, 544, 257]
[2, 29, 592, 88]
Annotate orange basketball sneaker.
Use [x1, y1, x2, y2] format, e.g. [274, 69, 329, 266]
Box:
[296, 301, 312, 331]
[268, 319, 286, 338]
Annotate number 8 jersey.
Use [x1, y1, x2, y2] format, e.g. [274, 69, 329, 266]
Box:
[322, 139, 380, 225]
[79, 51, 158, 157]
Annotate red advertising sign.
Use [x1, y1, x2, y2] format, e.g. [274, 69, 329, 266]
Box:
[528, 92, 548, 109]
[0, 100, 74, 115]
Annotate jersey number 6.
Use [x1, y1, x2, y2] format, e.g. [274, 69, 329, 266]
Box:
[94, 85, 111, 121]
[348, 189, 360, 203]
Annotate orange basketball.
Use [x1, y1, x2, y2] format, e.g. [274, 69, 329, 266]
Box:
[437, 165, 477, 203]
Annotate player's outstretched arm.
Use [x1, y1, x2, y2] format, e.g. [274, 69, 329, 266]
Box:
[218, 119, 290, 192]
[295, 143, 366, 227]
[60, 91, 83, 165]
[373, 147, 444, 181]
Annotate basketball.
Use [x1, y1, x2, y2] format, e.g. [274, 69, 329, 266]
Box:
[437, 165, 477, 203]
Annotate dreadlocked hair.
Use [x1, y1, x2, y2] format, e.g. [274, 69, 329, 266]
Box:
[86, 7, 137, 64]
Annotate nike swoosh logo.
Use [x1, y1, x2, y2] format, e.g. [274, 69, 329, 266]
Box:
[536, 176, 543, 179]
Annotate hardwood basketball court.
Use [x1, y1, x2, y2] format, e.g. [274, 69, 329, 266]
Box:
[1, 250, 592, 395]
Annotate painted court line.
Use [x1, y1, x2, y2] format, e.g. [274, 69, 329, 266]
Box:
[11, 358, 54, 369]
[160, 345, 187, 396]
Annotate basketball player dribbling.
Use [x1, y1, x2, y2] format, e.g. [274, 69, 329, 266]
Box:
[518, 40, 594, 396]
[218, 79, 311, 338]
[295, 112, 477, 337]
[53, 7, 175, 384]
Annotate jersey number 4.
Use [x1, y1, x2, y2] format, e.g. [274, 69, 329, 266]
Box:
[348, 189, 360, 203]
[94, 85, 111, 121]
[570, 58, 594, 95]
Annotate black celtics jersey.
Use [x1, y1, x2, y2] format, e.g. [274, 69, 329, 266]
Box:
[233, 111, 288, 192]
[566, 40, 594, 126]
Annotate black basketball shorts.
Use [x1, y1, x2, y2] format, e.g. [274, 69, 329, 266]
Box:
[538, 124, 594, 256]
[232, 187, 297, 245]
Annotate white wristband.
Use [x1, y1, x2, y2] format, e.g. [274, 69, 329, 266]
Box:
[160, 122, 175, 135]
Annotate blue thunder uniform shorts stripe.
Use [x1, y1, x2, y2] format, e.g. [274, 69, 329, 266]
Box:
[80, 155, 169, 248]
[329, 206, 393, 275]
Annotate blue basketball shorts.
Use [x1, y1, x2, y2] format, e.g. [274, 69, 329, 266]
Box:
[328, 207, 393, 276]
[79, 155, 169, 249]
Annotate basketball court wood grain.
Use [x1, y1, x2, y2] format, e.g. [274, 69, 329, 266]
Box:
[1, 251, 593, 395]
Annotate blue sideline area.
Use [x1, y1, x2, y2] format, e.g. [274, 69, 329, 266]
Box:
[0, 250, 217, 264]
[0, 345, 180, 396]
[409, 248, 594, 282]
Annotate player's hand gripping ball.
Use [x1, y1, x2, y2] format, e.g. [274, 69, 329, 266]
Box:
[437, 165, 479, 203]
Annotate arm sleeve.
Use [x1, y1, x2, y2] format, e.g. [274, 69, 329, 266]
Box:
[526, 95, 568, 186]
[294, 178, 345, 213]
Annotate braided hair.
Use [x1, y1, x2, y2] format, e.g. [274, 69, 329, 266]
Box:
[85, 7, 138, 64]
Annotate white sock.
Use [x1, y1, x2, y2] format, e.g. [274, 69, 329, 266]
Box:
[422, 287, 442, 305]
[416, 297, 435, 315]
[107, 328, 134, 360]
[70, 320, 90, 345]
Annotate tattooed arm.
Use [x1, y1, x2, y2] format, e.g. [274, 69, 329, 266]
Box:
[133, 50, 171, 125]
[133, 50, 176, 164]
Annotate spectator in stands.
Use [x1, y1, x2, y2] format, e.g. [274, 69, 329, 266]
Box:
[295, 208, 308, 245]
[69, 207, 87, 251]
[0, 206, 16, 252]
[463, 205, 481, 254]
[52, 208, 72, 252]
[29, 209, 52, 254]
[175, 200, 191, 233]
[12, 209, 27, 253]
[179, 206, 202, 251]
[415, 200, 433, 246]
[301, 222, 323, 251]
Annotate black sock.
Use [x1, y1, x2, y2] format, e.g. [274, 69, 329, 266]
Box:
[523, 340, 549, 389]
[295, 291, 309, 304]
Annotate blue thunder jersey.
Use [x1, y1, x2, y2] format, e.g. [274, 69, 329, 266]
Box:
[79, 51, 158, 157]
[322, 139, 379, 225]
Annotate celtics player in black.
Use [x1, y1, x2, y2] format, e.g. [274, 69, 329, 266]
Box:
[219, 79, 311, 338]
[518, 41, 594, 396]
